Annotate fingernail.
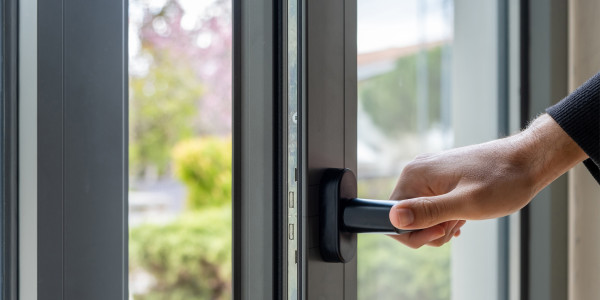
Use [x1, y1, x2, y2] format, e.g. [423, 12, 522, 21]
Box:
[395, 208, 414, 227]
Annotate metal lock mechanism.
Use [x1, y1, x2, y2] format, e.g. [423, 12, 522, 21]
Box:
[319, 168, 415, 263]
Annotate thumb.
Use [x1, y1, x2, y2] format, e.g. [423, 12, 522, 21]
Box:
[389, 194, 460, 229]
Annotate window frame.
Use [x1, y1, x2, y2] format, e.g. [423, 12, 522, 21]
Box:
[2, 0, 19, 298]
[18, 0, 129, 298]
[232, 0, 282, 298]
[233, 0, 358, 298]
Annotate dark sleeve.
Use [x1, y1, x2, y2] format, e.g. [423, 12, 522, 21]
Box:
[546, 71, 600, 184]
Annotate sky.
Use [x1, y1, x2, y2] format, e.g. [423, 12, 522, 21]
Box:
[357, 0, 453, 53]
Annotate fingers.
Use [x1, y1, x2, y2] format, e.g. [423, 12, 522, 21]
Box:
[389, 224, 446, 249]
[389, 193, 463, 230]
[426, 220, 465, 247]
[389, 220, 466, 249]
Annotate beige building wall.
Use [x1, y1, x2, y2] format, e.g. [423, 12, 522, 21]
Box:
[568, 1, 600, 299]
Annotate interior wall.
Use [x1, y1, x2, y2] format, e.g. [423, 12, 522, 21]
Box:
[568, 1, 600, 299]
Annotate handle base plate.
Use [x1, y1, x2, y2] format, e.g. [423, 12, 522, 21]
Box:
[319, 168, 357, 263]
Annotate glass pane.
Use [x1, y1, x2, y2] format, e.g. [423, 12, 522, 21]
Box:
[356, 0, 453, 299]
[128, 0, 232, 299]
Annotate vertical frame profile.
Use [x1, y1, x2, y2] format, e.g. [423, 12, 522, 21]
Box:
[232, 0, 281, 299]
[234, 0, 358, 298]
[304, 0, 357, 298]
[35, 0, 128, 299]
[2, 0, 19, 298]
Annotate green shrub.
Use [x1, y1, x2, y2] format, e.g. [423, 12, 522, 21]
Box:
[172, 137, 232, 210]
[130, 206, 232, 300]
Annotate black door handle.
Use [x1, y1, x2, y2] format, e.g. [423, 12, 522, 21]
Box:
[319, 168, 416, 263]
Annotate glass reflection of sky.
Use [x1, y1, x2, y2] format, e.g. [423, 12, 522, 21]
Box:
[357, 0, 453, 53]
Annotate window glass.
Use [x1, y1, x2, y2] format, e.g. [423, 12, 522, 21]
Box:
[128, 0, 232, 298]
[356, 0, 454, 299]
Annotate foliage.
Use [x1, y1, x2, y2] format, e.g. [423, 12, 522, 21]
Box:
[130, 206, 232, 300]
[129, 0, 232, 180]
[172, 137, 232, 210]
[135, 0, 232, 135]
[358, 45, 448, 138]
[130, 51, 202, 178]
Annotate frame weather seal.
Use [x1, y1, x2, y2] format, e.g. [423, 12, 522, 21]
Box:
[285, 0, 301, 298]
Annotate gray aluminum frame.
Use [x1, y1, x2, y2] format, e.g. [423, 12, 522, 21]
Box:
[232, 0, 280, 298]
[304, 0, 357, 299]
[20, 0, 129, 299]
[233, 0, 357, 298]
[2, 0, 19, 298]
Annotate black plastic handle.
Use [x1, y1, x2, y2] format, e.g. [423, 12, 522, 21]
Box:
[343, 198, 413, 234]
[319, 168, 417, 263]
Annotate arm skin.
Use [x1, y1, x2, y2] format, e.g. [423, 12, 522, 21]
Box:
[387, 114, 588, 249]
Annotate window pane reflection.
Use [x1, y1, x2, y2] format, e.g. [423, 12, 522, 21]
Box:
[357, 0, 453, 299]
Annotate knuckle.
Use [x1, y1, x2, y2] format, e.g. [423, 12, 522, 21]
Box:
[414, 153, 433, 160]
[418, 198, 442, 223]
[401, 161, 422, 176]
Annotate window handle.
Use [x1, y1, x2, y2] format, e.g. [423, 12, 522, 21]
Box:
[319, 168, 416, 263]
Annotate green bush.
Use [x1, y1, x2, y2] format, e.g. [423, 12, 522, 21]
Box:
[172, 137, 232, 210]
[130, 206, 232, 300]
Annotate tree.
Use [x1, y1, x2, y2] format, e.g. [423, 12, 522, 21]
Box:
[130, 50, 202, 178]
[359, 46, 447, 138]
[129, 0, 232, 180]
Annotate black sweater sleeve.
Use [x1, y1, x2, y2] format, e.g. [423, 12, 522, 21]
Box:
[546, 71, 600, 184]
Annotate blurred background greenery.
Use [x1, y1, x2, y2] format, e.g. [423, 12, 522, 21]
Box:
[128, 0, 233, 299]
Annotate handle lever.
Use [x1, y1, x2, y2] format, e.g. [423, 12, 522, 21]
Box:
[343, 198, 415, 234]
[319, 168, 416, 263]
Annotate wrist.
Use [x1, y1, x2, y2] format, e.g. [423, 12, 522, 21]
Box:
[514, 114, 587, 192]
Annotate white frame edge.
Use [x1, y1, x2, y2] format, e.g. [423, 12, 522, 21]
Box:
[19, 0, 38, 298]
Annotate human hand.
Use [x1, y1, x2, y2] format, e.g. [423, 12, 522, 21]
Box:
[388, 114, 587, 248]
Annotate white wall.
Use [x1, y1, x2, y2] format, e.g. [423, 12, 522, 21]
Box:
[568, 1, 600, 299]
